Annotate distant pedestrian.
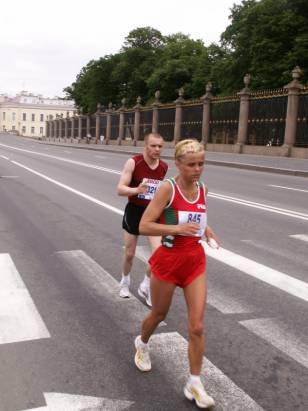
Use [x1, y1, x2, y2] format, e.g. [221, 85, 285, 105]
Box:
[135, 139, 220, 409]
[117, 133, 168, 306]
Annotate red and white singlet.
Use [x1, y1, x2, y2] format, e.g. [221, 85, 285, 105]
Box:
[128, 155, 168, 207]
[149, 178, 208, 288]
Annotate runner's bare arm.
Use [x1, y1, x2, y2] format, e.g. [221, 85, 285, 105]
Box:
[117, 158, 147, 197]
[139, 182, 200, 237]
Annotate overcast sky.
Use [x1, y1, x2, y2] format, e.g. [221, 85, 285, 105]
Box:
[0, 0, 238, 98]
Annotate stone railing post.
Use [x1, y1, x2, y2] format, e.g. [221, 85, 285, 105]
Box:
[106, 102, 113, 144]
[152, 90, 161, 133]
[64, 111, 69, 140]
[49, 118, 53, 138]
[118, 98, 126, 145]
[236, 73, 251, 153]
[86, 113, 91, 142]
[174, 87, 184, 143]
[133, 96, 142, 146]
[78, 112, 82, 141]
[54, 117, 58, 140]
[283, 66, 304, 154]
[71, 114, 75, 140]
[59, 114, 63, 140]
[201, 82, 213, 146]
[95, 103, 101, 144]
[45, 118, 49, 138]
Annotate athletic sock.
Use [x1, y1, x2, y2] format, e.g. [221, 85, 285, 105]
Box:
[188, 374, 202, 385]
[143, 275, 150, 287]
[121, 274, 130, 285]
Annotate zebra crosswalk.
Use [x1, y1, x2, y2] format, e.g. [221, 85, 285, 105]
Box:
[0, 240, 307, 410]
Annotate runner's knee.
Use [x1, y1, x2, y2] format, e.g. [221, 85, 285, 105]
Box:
[189, 321, 204, 337]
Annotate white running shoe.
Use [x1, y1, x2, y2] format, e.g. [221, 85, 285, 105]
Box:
[134, 336, 151, 372]
[119, 279, 130, 298]
[138, 283, 152, 307]
[184, 380, 215, 409]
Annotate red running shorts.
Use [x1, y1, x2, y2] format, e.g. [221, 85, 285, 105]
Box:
[149, 243, 206, 288]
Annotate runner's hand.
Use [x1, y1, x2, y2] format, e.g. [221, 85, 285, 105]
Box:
[177, 222, 200, 236]
[136, 181, 148, 194]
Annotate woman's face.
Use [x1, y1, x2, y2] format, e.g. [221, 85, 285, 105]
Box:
[176, 151, 205, 182]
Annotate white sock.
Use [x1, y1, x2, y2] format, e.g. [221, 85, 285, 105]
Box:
[143, 275, 150, 287]
[121, 274, 130, 285]
[188, 374, 201, 385]
[139, 336, 148, 347]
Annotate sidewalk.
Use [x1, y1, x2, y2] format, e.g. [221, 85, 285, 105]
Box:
[39, 139, 308, 177]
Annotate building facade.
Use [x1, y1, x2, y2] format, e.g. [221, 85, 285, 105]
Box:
[0, 91, 75, 138]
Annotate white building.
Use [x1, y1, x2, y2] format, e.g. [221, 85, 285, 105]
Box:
[0, 91, 75, 138]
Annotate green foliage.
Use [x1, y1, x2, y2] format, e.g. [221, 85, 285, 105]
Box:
[64, 6, 308, 111]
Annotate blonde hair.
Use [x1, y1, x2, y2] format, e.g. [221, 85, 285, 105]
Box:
[174, 139, 204, 159]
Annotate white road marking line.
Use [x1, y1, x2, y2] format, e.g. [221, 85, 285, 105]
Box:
[9, 160, 308, 304]
[0, 154, 10, 160]
[0, 175, 19, 178]
[202, 242, 308, 303]
[290, 234, 308, 243]
[55, 250, 165, 330]
[136, 245, 253, 314]
[11, 160, 123, 216]
[2, 142, 307, 221]
[239, 318, 308, 369]
[24, 392, 133, 411]
[209, 192, 308, 221]
[207, 286, 254, 314]
[0, 253, 50, 344]
[269, 184, 308, 193]
[94, 155, 106, 159]
[151, 332, 264, 411]
[63, 150, 72, 154]
[0, 143, 121, 175]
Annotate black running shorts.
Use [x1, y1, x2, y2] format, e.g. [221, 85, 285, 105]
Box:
[122, 202, 146, 235]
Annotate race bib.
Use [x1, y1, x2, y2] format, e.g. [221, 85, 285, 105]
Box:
[137, 178, 161, 200]
[178, 211, 207, 237]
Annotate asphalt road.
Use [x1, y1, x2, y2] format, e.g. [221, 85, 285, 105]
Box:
[0, 134, 307, 411]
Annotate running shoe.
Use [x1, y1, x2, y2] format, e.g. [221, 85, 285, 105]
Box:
[138, 283, 152, 307]
[134, 335, 151, 372]
[119, 279, 130, 298]
[184, 380, 215, 409]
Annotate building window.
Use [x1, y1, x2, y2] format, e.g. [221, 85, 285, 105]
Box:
[12, 126, 16, 131]
[23, 113, 26, 121]
[40, 114, 44, 122]
[22, 126, 26, 134]
[12, 112, 16, 121]
[3, 126, 6, 131]
[2, 112, 5, 120]
[31, 113, 35, 121]
[40, 127, 44, 134]
[31, 127, 35, 134]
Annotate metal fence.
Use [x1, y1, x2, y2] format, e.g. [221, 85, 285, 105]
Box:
[247, 92, 288, 146]
[158, 106, 175, 142]
[181, 104, 203, 141]
[296, 92, 308, 147]
[210, 97, 239, 144]
[139, 109, 152, 140]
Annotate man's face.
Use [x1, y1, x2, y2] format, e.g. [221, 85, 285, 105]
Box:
[144, 135, 164, 160]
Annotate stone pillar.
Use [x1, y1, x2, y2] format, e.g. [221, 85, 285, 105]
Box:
[59, 115, 63, 140]
[45, 118, 49, 138]
[133, 96, 142, 146]
[201, 82, 213, 146]
[283, 66, 304, 154]
[236, 74, 251, 153]
[78, 113, 82, 140]
[106, 102, 113, 144]
[54, 117, 58, 140]
[95, 103, 101, 144]
[86, 114, 91, 142]
[152, 90, 161, 133]
[118, 98, 126, 145]
[174, 88, 185, 143]
[71, 115, 75, 140]
[64, 112, 69, 140]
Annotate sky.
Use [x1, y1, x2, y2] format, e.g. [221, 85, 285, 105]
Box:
[0, 0, 239, 98]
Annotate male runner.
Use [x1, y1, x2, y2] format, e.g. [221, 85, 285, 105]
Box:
[117, 133, 168, 306]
